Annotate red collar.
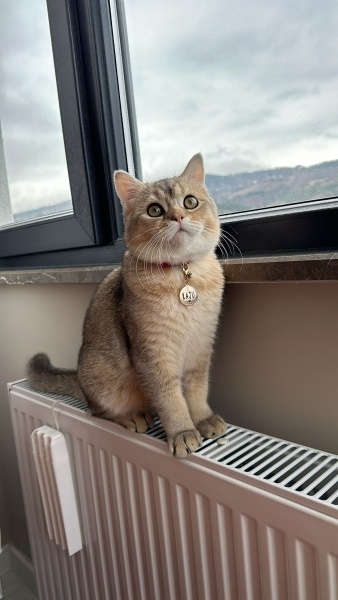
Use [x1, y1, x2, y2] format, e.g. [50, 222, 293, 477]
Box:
[158, 262, 192, 269]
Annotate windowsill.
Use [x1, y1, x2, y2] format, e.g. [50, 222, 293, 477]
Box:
[223, 252, 338, 283]
[1, 252, 338, 285]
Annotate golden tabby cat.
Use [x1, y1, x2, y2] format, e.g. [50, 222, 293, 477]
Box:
[27, 154, 226, 457]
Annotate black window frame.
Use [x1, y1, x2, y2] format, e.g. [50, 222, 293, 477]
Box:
[1, 0, 338, 271]
[0, 0, 140, 269]
[221, 201, 338, 258]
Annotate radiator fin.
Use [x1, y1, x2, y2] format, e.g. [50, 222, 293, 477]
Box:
[295, 540, 319, 600]
[172, 484, 199, 600]
[87, 443, 113, 599]
[265, 526, 289, 600]
[138, 468, 165, 600]
[238, 514, 263, 600]
[17, 380, 338, 508]
[8, 381, 338, 600]
[154, 476, 180, 599]
[124, 460, 152, 599]
[192, 493, 218, 600]
[110, 454, 137, 600]
[328, 554, 338, 600]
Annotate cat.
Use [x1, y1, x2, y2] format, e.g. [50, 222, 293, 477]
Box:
[27, 153, 227, 458]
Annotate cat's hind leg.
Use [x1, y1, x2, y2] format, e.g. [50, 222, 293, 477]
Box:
[79, 355, 153, 432]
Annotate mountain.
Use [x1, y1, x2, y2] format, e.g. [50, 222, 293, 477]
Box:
[12, 159, 338, 223]
[206, 159, 338, 214]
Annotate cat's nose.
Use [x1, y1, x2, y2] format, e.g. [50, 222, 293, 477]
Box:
[171, 214, 184, 224]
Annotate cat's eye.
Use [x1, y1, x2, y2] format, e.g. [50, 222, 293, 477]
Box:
[183, 195, 199, 209]
[147, 203, 164, 217]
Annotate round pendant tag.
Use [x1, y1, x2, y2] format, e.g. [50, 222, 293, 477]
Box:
[179, 284, 198, 306]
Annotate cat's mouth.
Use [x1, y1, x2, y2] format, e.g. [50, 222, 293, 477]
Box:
[171, 220, 192, 236]
[171, 228, 190, 245]
[162, 220, 203, 254]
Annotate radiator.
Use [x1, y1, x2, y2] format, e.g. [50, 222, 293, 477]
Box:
[8, 380, 338, 600]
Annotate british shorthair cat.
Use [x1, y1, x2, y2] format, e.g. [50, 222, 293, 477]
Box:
[27, 153, 226, 457]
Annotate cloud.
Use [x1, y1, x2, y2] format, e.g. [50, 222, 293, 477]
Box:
[1, 0, 338, 217]
[0, 0, 71, 214]
[125, 0, 338, 180]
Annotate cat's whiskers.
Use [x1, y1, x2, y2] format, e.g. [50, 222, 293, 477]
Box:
[129, 240, 152, 290]
[128, 226, 160, 270]
[143, 230, 166, 285]
[220, 228, 243, 266]
[154, 233, 168, 278]
[164, 227, 180, 268]
[201, 229, 229, 263]
[218, 237, 231, 262]
[142, 233, 157, 283]
[162, 219, 200, 265]
[202, 225, 242, 265]
[126, 196, 235, 284]
[218, 231, 242, 270]
[208, 231, 230, 263]
[185, 218, 203, 234]
[134, 228, 168, 288]
[149, 236, 168, 284]
[214, 229, 233, 262]
[127, 225, 160, 248]
[145, 223, 176, 268]
[217, 226, 240, 250]
[128, 226, 163, 289]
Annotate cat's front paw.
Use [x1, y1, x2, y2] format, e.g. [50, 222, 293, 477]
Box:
[115, 411, 154, 433]
[168, 429, 203, 458]
[197, 414, 226, 438]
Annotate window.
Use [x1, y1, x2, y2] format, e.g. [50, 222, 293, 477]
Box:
[0, 0, 138, 267]
[123, 0, 338, 255]
[1, 0, 338, 269]
[0, 0, 72, 228]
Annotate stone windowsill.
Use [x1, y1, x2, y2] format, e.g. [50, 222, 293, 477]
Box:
[1, 253, 338, 285]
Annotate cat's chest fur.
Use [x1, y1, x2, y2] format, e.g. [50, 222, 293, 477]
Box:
[124, 253, 223, 308]
[122, 254, 224, 364]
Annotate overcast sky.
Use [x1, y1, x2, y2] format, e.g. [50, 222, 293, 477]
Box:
[1, 0, 338, 215]
[124, 0, 338, 180]
[0, 0, 71, 215]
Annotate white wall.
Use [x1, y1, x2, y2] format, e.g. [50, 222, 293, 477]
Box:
[1, 280, 338, 557]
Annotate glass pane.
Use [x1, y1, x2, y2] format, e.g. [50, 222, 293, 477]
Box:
[124, 0, 338, 215]
[0, 0, 72, 227]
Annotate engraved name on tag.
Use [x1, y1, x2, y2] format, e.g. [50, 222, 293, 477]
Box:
[179, 284, 198, 306]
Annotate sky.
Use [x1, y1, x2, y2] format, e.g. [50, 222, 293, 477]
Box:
[1, 0, 338, 215]
[124, 0, 338, 180]
[0, 0, 71, 215]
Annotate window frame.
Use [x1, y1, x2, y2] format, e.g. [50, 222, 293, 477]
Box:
[220, 202, 338, 258]
[0, 0, 338, 270]
[0, 0, 140, 267]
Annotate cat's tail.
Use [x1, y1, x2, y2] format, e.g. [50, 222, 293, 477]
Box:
[27, 353, 86, 402]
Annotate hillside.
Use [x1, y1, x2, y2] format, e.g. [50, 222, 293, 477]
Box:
[206, 159, 338, 214]
[12, 159, 338, 223]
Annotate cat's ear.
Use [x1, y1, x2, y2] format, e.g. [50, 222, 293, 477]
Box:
[114, 170, 143, 210]
[181, 153, 205, 184]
